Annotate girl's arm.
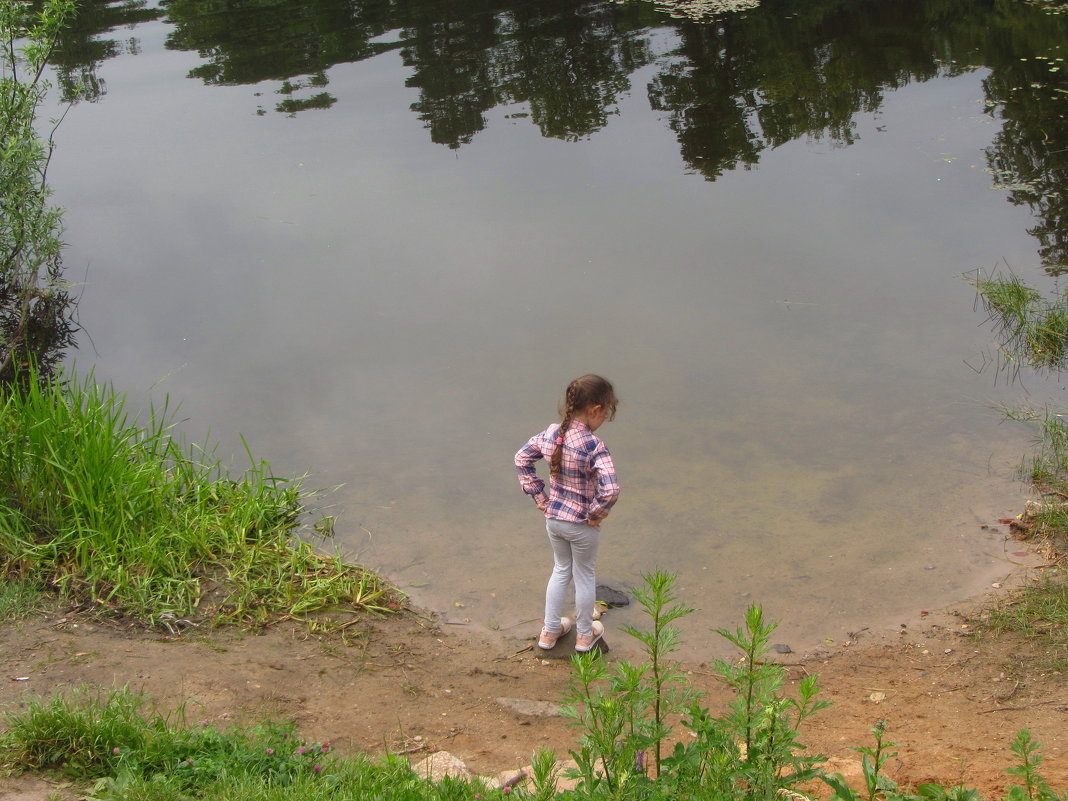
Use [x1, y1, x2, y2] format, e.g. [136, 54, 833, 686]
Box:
[515, 437, 549, 509]
[586, 446, 620, 524]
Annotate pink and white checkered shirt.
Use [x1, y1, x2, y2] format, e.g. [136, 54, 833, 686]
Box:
[515, 420, 620, 524]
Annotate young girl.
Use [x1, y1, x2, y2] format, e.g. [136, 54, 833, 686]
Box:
[514, 375, 620, 652]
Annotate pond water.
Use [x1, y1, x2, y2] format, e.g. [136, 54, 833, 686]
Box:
[45, 0, 1068, 657]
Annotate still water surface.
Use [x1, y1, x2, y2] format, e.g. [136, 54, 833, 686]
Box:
[47, 0, 1068, 657]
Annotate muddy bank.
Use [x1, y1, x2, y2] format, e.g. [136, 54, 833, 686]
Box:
[1, 578, 1066, 800]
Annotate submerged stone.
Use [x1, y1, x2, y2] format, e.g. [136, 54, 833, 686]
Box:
[595, 585, 630, 607]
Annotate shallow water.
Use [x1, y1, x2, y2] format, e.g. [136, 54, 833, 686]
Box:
[45, 0, 1068, 658]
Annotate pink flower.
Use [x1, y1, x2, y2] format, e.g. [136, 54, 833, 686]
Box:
[320, 742, 331, 753]
[503, 788, 512, 796]
[297, 746, 307, 755]
[313, 764, 322, 774]
[266, 748, 275, 756]
[112, 747, 120, 755]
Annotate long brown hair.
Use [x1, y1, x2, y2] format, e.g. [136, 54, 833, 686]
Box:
[550, 374, 618, 478]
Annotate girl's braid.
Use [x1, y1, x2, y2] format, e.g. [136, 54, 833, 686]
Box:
[550, 384, 578, 478]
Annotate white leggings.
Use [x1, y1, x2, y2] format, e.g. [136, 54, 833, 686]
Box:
[544, 518, 600, 637]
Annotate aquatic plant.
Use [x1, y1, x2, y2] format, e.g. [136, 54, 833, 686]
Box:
[972, 270, 1068, 371]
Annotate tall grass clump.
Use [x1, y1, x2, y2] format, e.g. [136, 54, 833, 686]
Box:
[0, 367, 397, 628]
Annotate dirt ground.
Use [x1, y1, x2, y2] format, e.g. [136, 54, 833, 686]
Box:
[1, 578, 1066, 800]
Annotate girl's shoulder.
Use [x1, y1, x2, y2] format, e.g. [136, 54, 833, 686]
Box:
[528, 422, 560, 444]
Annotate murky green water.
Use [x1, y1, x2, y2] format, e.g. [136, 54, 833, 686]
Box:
[46, 0, 1068, 656]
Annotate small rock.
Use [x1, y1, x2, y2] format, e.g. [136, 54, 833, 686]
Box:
[497, 768, 528, 788]
[868, 691, 886, 703]
[496, 698, 564, 718]
[412, 751, 471, 782]
[772, 643, 793, 655]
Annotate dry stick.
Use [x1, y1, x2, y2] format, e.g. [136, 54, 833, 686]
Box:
[500, 617, 542, 631]
[979, 699, 1065, 714]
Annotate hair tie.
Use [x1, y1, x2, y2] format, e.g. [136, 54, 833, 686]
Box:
[555, 436, 564, 445]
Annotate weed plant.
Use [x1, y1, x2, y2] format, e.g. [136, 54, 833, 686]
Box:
[559, 571, 827, 800]
[0, 367, 396, 628]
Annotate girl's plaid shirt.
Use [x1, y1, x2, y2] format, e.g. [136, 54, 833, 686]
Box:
[514, 420, 620, 524]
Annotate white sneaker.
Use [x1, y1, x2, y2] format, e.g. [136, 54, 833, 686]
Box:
[538, 616, 573, 650]
[575, 621, 604, 653]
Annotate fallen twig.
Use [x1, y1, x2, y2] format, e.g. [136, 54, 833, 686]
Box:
[979, 699, 1062, 714]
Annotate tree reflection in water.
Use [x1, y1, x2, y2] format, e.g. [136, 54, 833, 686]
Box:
[47, 0, 1068, 273]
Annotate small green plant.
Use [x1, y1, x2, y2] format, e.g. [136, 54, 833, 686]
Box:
[823, 722, 1065, 801]
[823, 720, 906, 801]
[1004, 729, 1067, 801]
[659, 603, 829, 801]
[528, 746, 562, 801]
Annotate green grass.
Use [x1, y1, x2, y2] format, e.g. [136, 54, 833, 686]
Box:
[984, 574, 1068, 673]
[0, 686, 496, 801]
[0, 576, 43, 622]
[0, 366, 399, 630]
